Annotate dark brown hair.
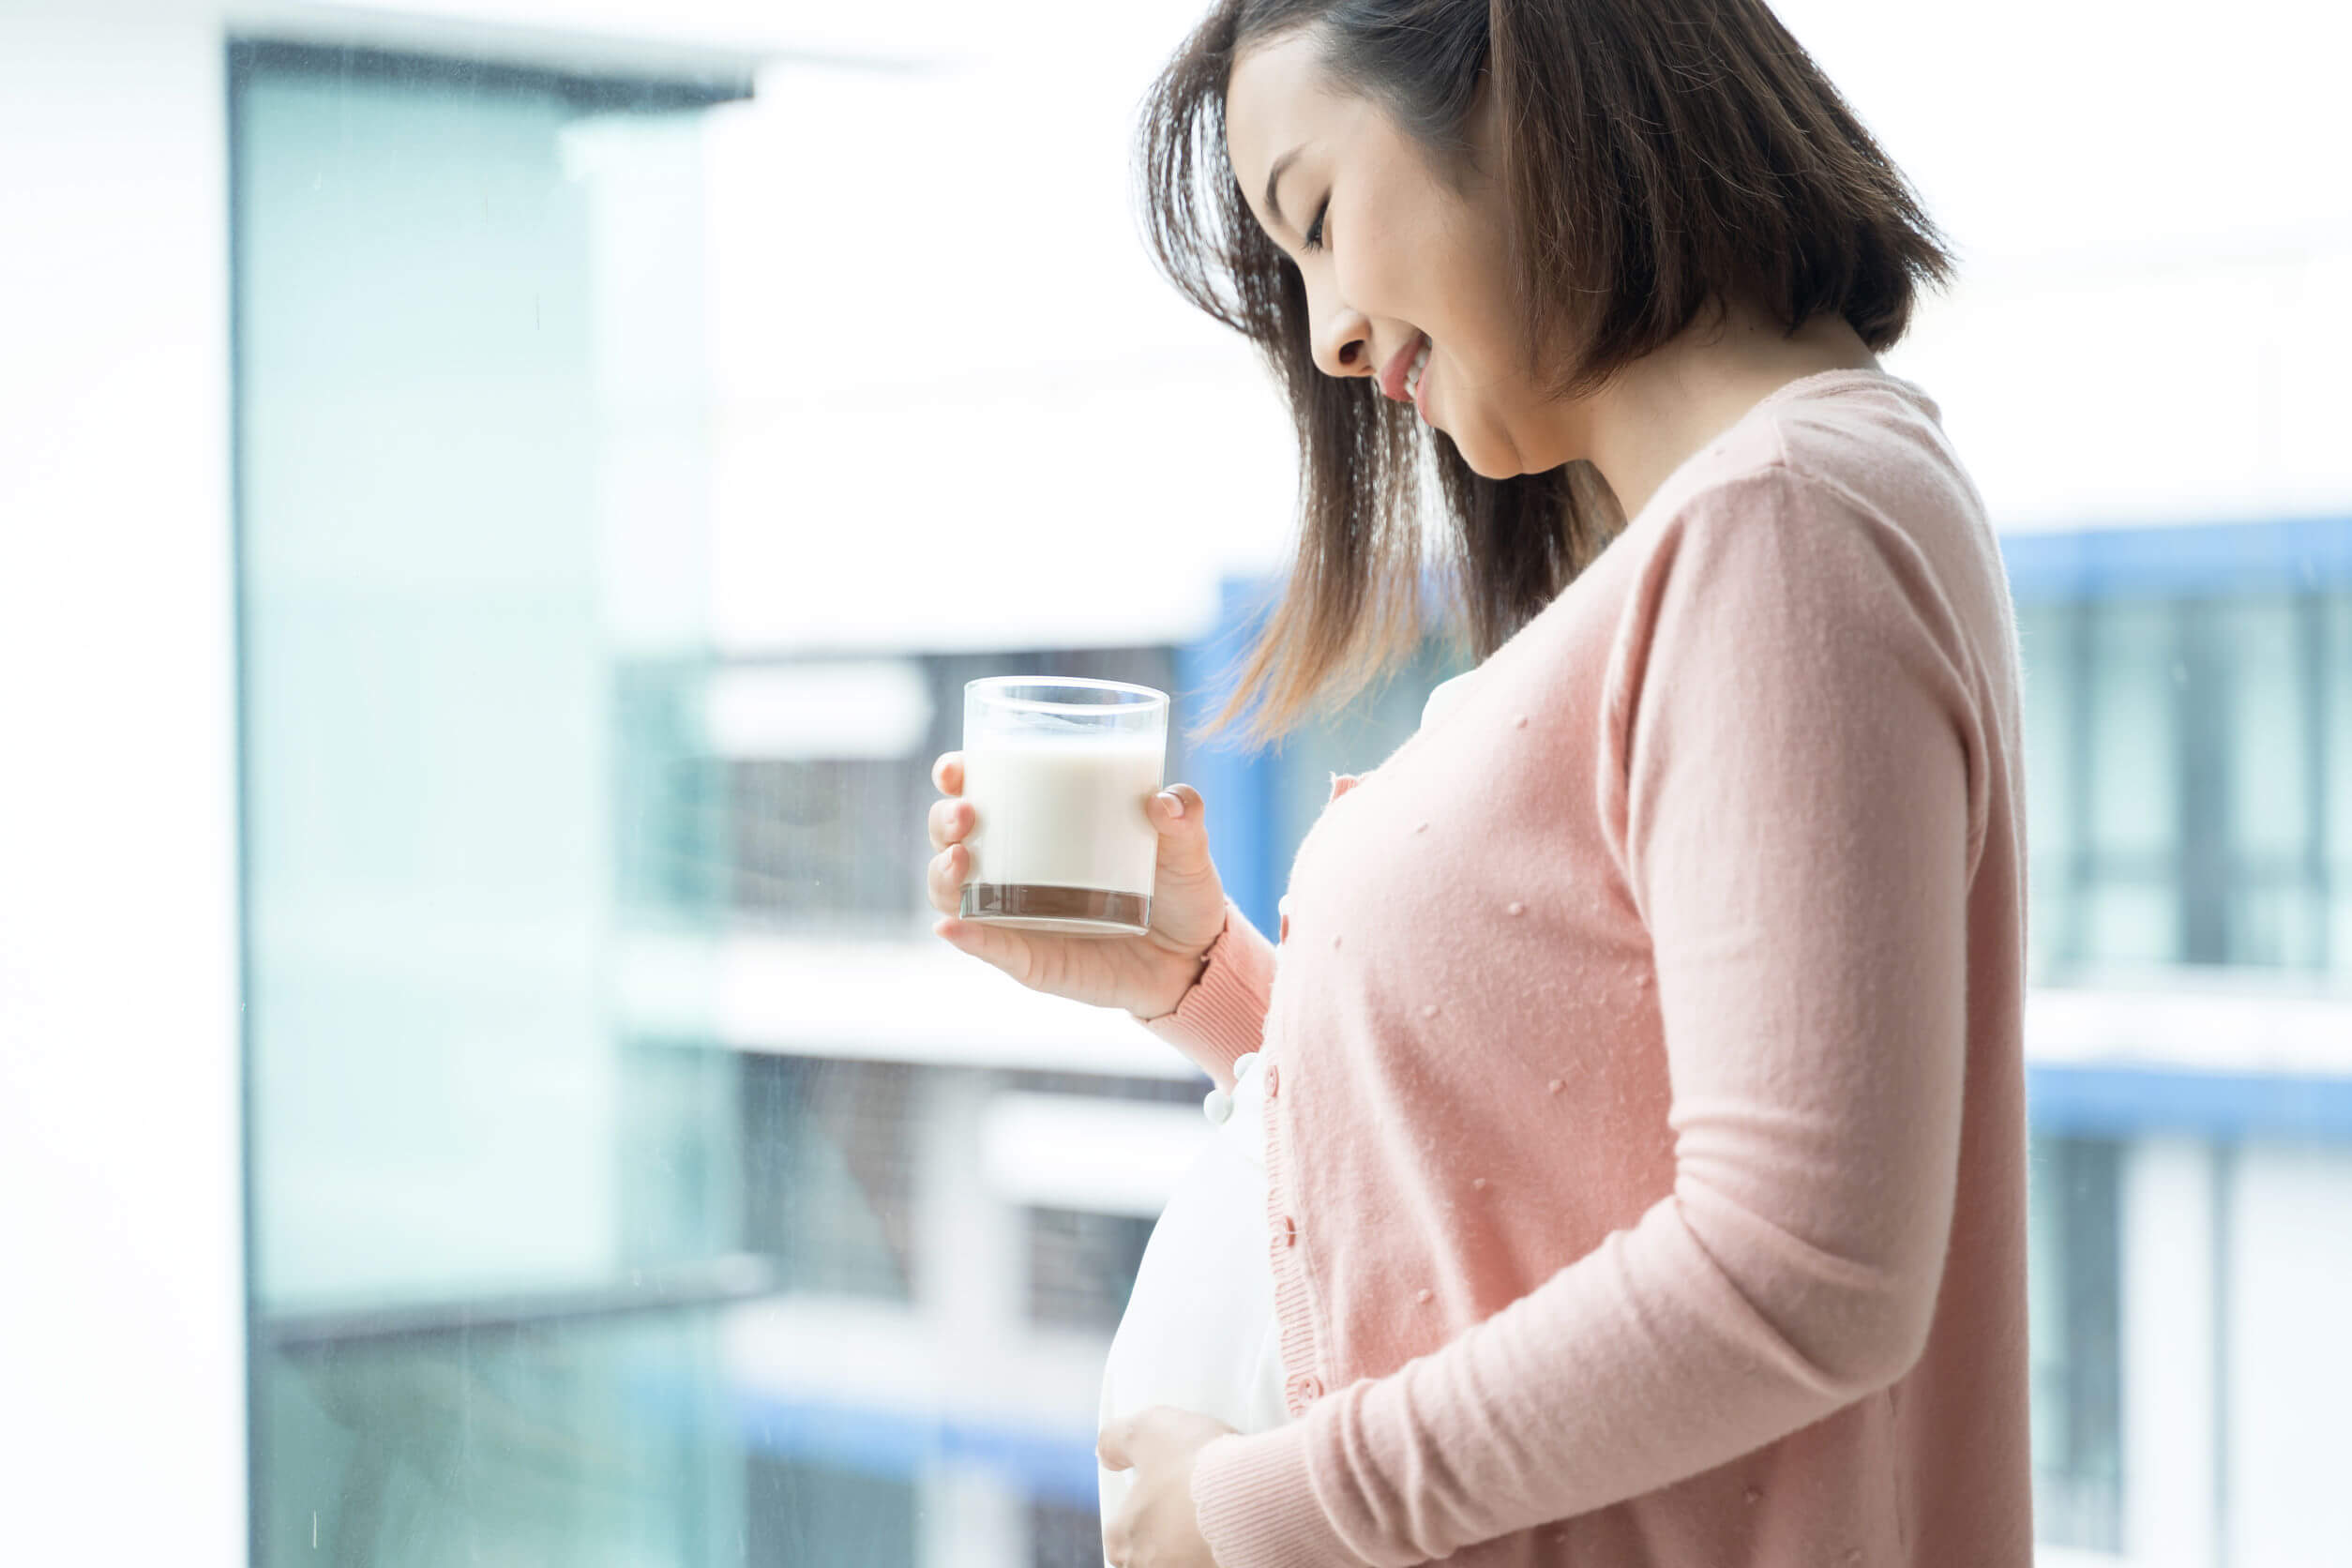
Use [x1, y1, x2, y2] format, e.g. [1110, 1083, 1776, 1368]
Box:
[1137, 0, 1958, 752]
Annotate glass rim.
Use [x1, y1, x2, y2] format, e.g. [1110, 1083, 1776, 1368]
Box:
[966, 675, 1168, 717]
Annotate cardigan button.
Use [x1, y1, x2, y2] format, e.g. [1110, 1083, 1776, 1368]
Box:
[1264, 1063, 1278, 1097]
[1280, 1214, 1297, 1246]
[1287, 1372, 1323, 1402]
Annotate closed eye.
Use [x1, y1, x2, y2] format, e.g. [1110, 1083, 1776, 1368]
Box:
[1302, 194, 1329, 252]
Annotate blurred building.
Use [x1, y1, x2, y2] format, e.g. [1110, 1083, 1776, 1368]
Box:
[6, 2, 2349, 1567]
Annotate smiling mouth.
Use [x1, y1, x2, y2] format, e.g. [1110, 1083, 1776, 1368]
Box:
[1378, 330, 1427, 403]
[1404, 339, 1431, 401]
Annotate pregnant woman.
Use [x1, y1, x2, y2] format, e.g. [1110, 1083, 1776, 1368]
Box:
[927, 1, 2031, 1564]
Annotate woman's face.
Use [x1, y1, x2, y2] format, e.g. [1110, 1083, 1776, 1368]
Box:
[1223, 27, 1572, 478]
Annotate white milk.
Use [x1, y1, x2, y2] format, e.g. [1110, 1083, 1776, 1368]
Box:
[959, 731, 1164, 927]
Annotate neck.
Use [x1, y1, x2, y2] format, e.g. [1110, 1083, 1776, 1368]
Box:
[1563, 298, 1883, 525]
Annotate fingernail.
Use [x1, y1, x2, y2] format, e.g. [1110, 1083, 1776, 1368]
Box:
[1160, 792, 1184, 819]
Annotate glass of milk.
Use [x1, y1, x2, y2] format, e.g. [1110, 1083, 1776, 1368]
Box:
[957, 676, 1168, 937]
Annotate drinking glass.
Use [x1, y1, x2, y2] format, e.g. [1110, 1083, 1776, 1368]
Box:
[957, 676, 1169, 937]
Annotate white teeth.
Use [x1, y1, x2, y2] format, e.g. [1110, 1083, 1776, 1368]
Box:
[1405, 339, 1431, 397]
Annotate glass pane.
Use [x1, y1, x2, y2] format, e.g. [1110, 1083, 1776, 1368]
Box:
[2209, 595, 2323, 969]
[234, 44, 743, 1561]
[257, 1311, 738, 1566]
[2082, 598, 2181, 968]
[2026, 1131, 2123, 1552]
[2016, 598, 2077, 979]
[2084, 880, 2182, 971]
[2214, 596, 2305, 861]
[2086, 598, 2179, 859]
[742, 1058, 918, 1301]
[2330, 594, 2352, 974]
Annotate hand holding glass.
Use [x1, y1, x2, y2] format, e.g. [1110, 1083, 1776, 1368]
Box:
[926, 677, 1229, 1019]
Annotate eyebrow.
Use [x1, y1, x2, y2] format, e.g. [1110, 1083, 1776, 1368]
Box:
[1262, 145, 1303, 237]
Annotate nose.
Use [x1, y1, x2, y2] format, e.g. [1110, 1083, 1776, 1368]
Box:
[1307, 286, 1374, 382]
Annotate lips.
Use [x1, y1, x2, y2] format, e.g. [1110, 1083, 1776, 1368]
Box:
[1378, 331, 1427, 403]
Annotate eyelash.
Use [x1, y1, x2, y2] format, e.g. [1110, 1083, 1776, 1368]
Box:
[1303, 196, 1329, 252]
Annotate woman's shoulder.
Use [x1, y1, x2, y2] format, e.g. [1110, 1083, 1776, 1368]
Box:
[1634, 370, 1988, 574]
[1688, 367, 1953, 488]
[1760, 370, 1972, 505]
[1612, 373, 2018, 760]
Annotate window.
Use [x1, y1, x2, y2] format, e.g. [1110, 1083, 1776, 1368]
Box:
[1027, 1208, 1156, 1334]
[2016, 581, 2347, 978]
[743, 1058, 920, 1301]
[2028, 1131, 2124, 1552]
[233, 39, 756, 1560]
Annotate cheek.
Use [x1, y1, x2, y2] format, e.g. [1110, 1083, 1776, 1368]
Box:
[1412, 239, 1515, 384]
[1334, 218, 1419, 323]
[1446, 259, 1522, 379]
[1338, 185, 1475, 330]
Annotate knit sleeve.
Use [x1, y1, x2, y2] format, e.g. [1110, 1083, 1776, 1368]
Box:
[1128, 895, 1278, 1095]
[1186, 462, 1988, 1565]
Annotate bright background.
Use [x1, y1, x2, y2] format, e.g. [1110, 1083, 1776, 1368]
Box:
[3, 0, 2347, 1563]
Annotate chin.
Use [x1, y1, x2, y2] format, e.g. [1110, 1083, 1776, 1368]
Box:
[1450, 434, 1522, 481]
[1435, 411, 1524, 480]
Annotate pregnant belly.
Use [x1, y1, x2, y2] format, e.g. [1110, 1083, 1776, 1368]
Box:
[1097, 1053, 1291, 1528]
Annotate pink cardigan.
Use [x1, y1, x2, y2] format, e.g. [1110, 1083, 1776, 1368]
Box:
[1135, 369, 2034, 1566]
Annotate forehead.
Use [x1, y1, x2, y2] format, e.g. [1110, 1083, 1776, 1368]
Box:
[1223, 30, 1349, 202]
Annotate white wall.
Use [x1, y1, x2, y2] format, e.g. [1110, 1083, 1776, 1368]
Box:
[700, 1, 1301, 656]
[1885, 246, 2352, 533]
[2225, 1142, 2352, 1566]
[1775, 0, 2352, 535]
[2121, 1137, 2220, 1568]
[0, 2, 246, 1561]
[700, 0, 2352, 659]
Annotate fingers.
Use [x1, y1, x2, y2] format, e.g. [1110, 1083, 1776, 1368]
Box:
[932, 911, 1024, 973]
[1151, 783, 1212, 875]
[927, 754, 972, 912]
[927, 794, 970, 853]
[927, 837, 966, 914]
